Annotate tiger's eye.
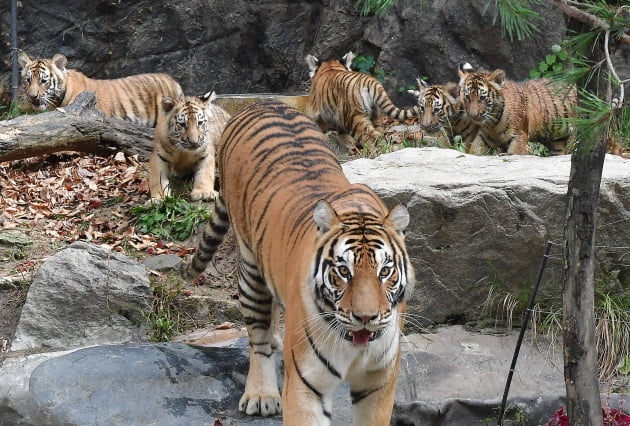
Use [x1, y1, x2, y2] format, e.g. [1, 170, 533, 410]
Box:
[338, 265, 350, 278]
[379, 266, 391, 278]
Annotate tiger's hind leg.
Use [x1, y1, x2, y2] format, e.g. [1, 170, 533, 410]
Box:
[349, 115, 382, 151]
[236, 239, 282, 417]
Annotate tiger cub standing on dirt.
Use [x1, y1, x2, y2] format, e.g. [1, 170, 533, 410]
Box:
[181, 100, 415, 425]
[306, 51, 420, 153]
[149, 91, 231, 201]
[457, 62, 577, 155]
[407, 75, 478, 148]
[18, 52, 183, 127]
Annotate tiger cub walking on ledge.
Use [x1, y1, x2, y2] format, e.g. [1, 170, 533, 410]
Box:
[18, 52, 183, 127]
[181, 100, 415, 425]
[306, 51, 420, 153]
[407, 76, 479, 148]
[457, 62, 577, 155]
[149, 91, 230, 201]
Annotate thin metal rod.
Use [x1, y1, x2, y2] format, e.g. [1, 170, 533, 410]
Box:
[11, 0, 19, 105]
[497, 241, 553, 425]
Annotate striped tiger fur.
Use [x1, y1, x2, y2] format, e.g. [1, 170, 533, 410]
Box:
[149, 91, 231, 201]
[305, 51, 420, 153]
[180, 100, 415, 425]
[457, 62, 577, 155]
[407, 76, 478, 148]
[18, 52, 183, 127]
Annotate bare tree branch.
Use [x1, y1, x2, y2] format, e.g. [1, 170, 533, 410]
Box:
[551, 0, 630, 46]
[0, 91, 155, 163]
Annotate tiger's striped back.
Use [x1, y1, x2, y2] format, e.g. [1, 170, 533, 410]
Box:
[306, 52, 419, 153]
[18, 52, 183, 127]
[458, 63, 577, 155]
[181, 100, 414, 425]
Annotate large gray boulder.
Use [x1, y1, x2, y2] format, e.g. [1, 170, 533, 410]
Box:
[343, 148, 630, 325]
[0, 0, 565, 104]
[0, 327, 575, 426]
[10, 241, 151, 352]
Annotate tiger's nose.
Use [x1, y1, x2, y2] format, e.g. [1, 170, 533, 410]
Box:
[352, 312, 378, 324]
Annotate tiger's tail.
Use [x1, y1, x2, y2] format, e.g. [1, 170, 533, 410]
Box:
[369, 84, 420, 122]
[180, 181, 230, 281]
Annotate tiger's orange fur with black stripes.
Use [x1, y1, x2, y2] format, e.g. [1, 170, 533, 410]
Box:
[181, 100, 415, 425]
[306, 52, 419, 153]
[18, 52, 183, 127]
[149, 91, 231, 201]
[407, 77, 478, 148]
[457, 62, 577, 155]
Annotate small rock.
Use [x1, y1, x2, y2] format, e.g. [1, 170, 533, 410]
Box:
[143, 254, 182, 271]
[0, 230, 32, 247]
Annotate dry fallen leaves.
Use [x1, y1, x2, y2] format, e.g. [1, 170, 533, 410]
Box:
[0, 152, 191, 256]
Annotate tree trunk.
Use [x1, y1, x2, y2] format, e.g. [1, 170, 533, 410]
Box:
[0, 91, 155, 163]
[562, 135, 607, 426]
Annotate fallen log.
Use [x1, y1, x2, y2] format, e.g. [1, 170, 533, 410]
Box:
[0, 91, 155, 163]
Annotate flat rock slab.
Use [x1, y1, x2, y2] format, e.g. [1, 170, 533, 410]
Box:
[4, 326, 626, 425]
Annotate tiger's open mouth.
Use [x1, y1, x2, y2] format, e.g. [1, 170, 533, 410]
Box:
[346, 329, 380, 345]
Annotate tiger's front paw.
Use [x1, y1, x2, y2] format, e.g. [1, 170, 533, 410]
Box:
[190, 188, 218, 202]
[239, 392, 282, 417]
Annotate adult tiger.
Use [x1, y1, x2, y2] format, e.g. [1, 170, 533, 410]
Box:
[407, 76, 478, 149]
[306, 51, 420, 153]
[149, 91, 230, 201]
[18, 52, 183, 127]
[180, 100, 415, 425]
[457, 62, 577, 155]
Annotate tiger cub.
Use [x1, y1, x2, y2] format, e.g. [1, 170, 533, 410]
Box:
[181, 100, 415, 425]
[18, 52, 183, 127]
[407, 76, 478, 148]
[306, 51, 420, 153]
[457, 62, 577, 155]
[149, 91, 230, 201]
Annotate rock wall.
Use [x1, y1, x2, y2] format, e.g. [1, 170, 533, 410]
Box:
[0, 0, 566, 104]
[343, 148, 630, 326]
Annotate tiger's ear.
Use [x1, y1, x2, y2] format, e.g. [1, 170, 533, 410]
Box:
[199, 91, 217, 103]
[407, 89, 421, 100]
[314, 200, 339, 235]
[161, 96, 177, 113]
[51, 53, 68, 72]
[17, 52, 32, 68]
[306, 55, 319, 78]
[457, 61, 473, 80]
[489, 69, 506, 88]
[408, 78, 429, 99]
[385, 204, 410, 235]
[341, 51, 355, 71]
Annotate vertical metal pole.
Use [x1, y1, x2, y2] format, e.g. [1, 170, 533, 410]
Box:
[497, 241, 552, 425]
[11, 0, 19, 105]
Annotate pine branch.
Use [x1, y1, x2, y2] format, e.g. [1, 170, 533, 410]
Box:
[550, 0, 630, 46]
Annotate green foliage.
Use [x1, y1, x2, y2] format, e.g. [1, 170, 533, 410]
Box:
[529, 44, 570, 79]
[144, 276, 183, 342]
[452, 135, 467, 153]
[0, 102, 22, 121]
[483, 0, 543, 41]
[129, 196, 212, 241]
[528, 141, 550, 157]
[351, 54, 385, 83]
[354, 0, 398, 16]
